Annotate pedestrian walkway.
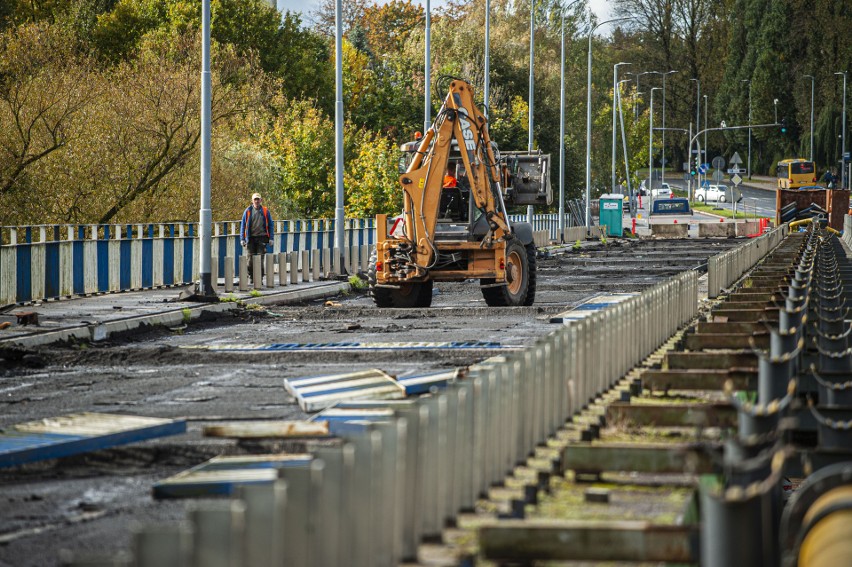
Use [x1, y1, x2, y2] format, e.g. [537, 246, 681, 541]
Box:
[0, 280, 349, 349]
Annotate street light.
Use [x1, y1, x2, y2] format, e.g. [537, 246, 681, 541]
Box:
[703, 94, 708, 172]
[689, 78, 700, 189]
[835, 71, 847, 189]
[803, 75, 814, 162]
[527, 0, 535, 224]
[585, 15, 633, 231]
[617, 78, 634, 203]
[612, 62, 631, 195]
[741, 79, 752, 179]
[558, 0, 584, 241]
[649, 86, 662, 209]
[661, 70, 678, 187]
[773, 98, 779, 124]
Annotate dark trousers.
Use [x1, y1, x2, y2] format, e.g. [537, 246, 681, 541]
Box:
[247, 237, 269, 278]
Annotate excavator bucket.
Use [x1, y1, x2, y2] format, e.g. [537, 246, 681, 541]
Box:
[501, 152, 552, 206]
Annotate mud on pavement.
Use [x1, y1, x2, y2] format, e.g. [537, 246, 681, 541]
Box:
[0, 237, 743, 566]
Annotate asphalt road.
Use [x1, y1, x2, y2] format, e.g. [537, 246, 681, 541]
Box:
[0, 238, 744, 566]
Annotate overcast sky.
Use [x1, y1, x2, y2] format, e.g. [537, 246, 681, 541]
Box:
[275, 0, 612, 27]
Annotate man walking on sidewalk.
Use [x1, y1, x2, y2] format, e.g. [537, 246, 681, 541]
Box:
[240, 193, 274, 281]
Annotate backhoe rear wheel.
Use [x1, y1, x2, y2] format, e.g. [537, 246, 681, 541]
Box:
[481, 239, 534, 306]
[368, 247, 433, 308]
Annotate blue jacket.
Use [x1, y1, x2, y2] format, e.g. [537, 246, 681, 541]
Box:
[240, 205, 273, 241]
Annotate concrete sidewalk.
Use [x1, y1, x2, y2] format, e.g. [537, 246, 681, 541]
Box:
[0, 280, 350, 349]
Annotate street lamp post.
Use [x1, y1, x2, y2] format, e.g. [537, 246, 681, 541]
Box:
[836, 71, 847, 189]
[742, 79, 752, 179]
[689, 77, 700, 198]
[649, 86, 662, 210]
[661, 70, 678, 187]
[557, 0, 584, 240]
[612, 62, 631, 195]
[703, 94, 708, 170]
[424, 0, 431, 133]
[773, 98, 779, 124]
[527, 0, 535, 224]
[585, 16, 632, 231]
[803, 75, 814, 162]
[617, 78, 633, 201]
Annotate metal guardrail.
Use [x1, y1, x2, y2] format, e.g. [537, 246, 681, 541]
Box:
[65, 269, 701, 567]
[0, 215, 561, 306]
[706, 224, 790, 298]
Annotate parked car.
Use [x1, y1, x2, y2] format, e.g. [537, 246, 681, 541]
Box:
[651, 184, 672, 198]
[695, 184, 728, 203]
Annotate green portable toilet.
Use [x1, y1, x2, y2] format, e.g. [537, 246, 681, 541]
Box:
[599, 194, 624, 237]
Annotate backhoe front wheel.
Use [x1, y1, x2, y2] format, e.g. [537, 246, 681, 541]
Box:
[481, 240, 536, 306]
[367, 247, 433, 308]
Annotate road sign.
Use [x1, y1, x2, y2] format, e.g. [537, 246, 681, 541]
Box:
[727, 167, 745, 174]
[730, 151, 743, 165]
[698, 164, 708, 174]
[712, 156, 726, 170]
[731, 173, 742, 186]
[712, 169, 724, 182]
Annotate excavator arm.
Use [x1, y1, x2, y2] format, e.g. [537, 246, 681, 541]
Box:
[398, 80, 510, 270]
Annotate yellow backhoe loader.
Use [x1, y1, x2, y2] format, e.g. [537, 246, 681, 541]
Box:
[368, 78, 551, 308]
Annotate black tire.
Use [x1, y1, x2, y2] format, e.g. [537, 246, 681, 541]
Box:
[719, 194, 726, 203]
[481, 239, 532, 306]
[523, 242, 537, 306]
[696, 194, 705, 203]
[368, 247, 433, 308]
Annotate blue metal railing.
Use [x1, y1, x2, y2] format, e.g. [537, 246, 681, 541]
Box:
[0, 215, 559, 305]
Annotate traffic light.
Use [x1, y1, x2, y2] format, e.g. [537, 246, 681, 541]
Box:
[780, 118, 787, 134]
[690, 166, 697, 177]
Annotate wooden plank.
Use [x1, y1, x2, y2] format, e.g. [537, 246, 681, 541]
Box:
[695, 321, 768, 334]
[0, 412, 186, 468]
[479, 519, 699, 563]
[684, 333, 769, 350]
[203, 420, 329, 439]
[561, 443, 715, 475]
[284, 369, 406, 412]
[710, 309, 778, 322]
[665, 352, 756, 370]
[153, 454, 312, 499]
[642, 369, 756, 391]
[607, 402, 737, 428]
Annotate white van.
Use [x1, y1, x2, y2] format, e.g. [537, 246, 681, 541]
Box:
[695, 184, 728, 203]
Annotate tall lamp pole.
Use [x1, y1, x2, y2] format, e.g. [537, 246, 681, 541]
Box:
[649, 87, 661, 210]
[484, 0, 490, 112]
[558, 0, 584, 239]
[585, 16, 632, 231]
[742, 79, 752, 179]
[527, 0, 535, 224]
[689, 77, 700, 198]
[612, 62, 631, 195]
[661, 70, 678, 187]
[334, 0, 345, 271]
[836, 71, 847, 189]
[617, 78, 633, 200]
[198, 0, 213, 297]
[424, 0, 431, 133]
[703, 94, 708, 169]
[803, 74, 814, 162]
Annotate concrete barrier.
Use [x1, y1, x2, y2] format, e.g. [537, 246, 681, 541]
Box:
[735, 221, 760, 237]
[651, 224, 689, 238]
[698, 222, 736, 238]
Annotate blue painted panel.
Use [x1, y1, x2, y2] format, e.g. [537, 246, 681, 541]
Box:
[163, 238, 174, 285]
[44, 241, 60, 299]
[97, 229, 109, 293]
[141, 238, 153, 288]
[152, 456, 311, 499]
[119, 238, 131, 290]
[182, 232, 193, 284]
[0, 420, 186, 468]
[293, 220, 301, 252]
[15, 244, 31, 303]
[72, 239, 84, 295]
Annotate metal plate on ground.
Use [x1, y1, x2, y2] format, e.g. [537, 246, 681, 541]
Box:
[550, 293, 640, 324]
[181, 340, 506, 352]
[395, 368, 460, 395]
[152, 454, 312, 499]
[0, 412, 186, 468]
[285, 369, 406, 412]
